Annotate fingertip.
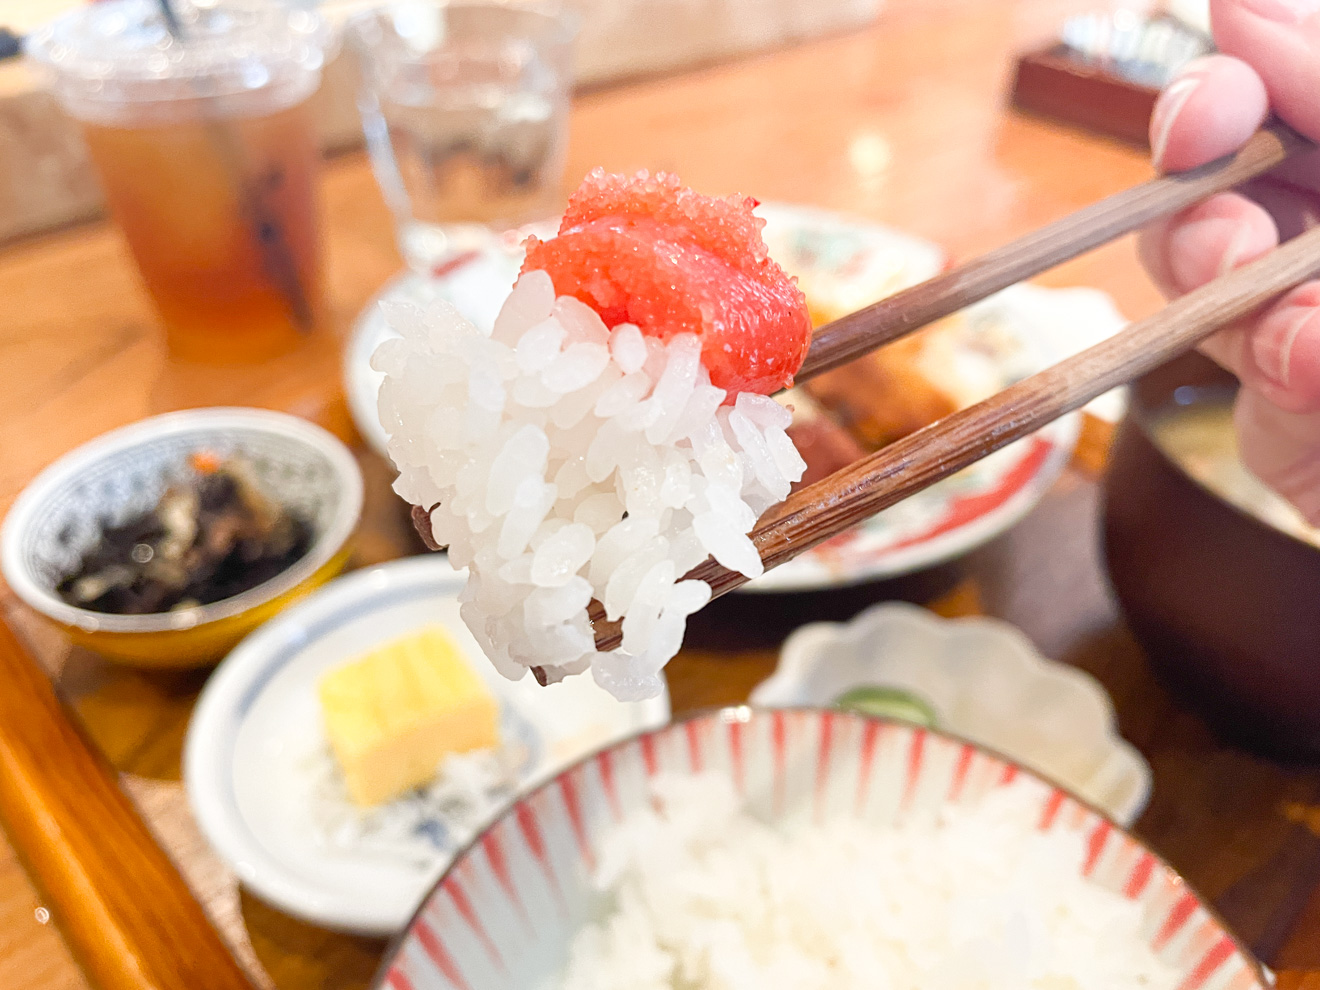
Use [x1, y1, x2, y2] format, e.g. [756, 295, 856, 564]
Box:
[1247, 286, 1320, 413]
[1160, 193, 1278, 295]
[1213, 0, 1320, 142]
[1151, 56, 1269, 171]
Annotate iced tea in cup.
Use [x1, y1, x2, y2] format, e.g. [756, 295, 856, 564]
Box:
[26, 0, 332, 362]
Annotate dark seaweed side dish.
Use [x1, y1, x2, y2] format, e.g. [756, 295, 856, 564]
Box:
[57, 453, 313, 615]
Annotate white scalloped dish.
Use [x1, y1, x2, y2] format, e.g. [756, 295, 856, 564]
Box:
[750, 602, 1152, 825]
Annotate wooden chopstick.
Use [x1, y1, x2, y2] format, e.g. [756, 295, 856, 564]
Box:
[591, 219, 1320, 650]
[0, 620, 257, 990]
[795, 120, 1311, 382]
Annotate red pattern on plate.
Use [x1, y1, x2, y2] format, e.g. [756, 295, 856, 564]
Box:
[446, 877, 505, 972]
[515, 801, 564, 910]
[1155, 891, 1201, 951]
[948, 744, 975, 803]
[387, 967, 415, 990]
[415, 919, 472, 990]
[728, 718, 746, 795]
[640, 733, 659, 778]
[480, 830, 529, 929]
[596, 749, 622, 822]
[685, 720, 704, 774]
[558, 770, 594, 872]
[1083, 819, 1112, 877]
[855, 720, 882, 817]
[887, 437, 1054, 552]
[814, 712, 835, 822]
[812, 436, 1055, 566]
[1179, 933, 1235, 990]
[1126, 851, 1157, 898]
[901, 728, 926, 810]
[1182, 919, 1223, 975]
[1039, 789, 1067, 831]
[430, 251, 481, 279]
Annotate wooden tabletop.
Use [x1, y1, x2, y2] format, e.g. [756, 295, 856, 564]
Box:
[5, 0, 1320, 987]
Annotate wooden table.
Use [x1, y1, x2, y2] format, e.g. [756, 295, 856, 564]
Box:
[5, 0, 1320, 987]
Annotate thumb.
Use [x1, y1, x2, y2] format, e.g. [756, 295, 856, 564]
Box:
[1213, 0, 1320, 140]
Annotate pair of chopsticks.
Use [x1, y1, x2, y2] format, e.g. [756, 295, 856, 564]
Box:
[590, 121, 1318, 650]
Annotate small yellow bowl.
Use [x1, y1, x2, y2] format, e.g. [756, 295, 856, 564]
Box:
[1, 408, 364, 668]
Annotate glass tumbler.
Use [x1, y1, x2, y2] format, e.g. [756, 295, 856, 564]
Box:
[26, 0, 333, 362]
[348, 0, 577, 273]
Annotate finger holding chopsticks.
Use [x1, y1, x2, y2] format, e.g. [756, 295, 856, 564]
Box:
[1141, 21, 1320, 523]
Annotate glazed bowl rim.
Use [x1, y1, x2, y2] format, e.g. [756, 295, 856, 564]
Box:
[0, 407, 364, 635]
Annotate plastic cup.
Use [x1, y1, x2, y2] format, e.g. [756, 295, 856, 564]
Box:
[26, 0, 334, 362]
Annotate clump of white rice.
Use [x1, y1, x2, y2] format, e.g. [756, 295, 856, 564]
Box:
[374, 271, 805, 700]
[560, 774, 1181, 990]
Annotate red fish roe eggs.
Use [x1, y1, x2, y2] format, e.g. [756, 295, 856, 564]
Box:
[521, 169, 812, 396]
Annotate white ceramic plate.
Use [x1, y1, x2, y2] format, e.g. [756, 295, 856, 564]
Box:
[184, 555, 669, 935]
[750, 602, 1152, 825]
[744, 413, 1080, 591]
[343, 206, 1125, 592]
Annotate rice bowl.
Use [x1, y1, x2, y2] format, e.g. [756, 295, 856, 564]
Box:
[375, 709, 1265, 990]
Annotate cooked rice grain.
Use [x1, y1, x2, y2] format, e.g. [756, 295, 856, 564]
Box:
[375, 271, 805, 699]
[560, 774, 1182, 990]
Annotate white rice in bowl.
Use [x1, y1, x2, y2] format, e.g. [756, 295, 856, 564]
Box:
[374, 271, 805, 700]
[558, 773, 1182, 990]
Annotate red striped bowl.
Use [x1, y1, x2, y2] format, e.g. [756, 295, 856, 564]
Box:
[376, 708, 1266, 990]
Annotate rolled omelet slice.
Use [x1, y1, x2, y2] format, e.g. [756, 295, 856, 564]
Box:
[318, 625, 500, 807]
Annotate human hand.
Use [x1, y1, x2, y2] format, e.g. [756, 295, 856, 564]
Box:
[1139, 0, 1320, 521]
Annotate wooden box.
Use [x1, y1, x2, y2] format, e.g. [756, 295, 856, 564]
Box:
[1011, 43, 1160, 149]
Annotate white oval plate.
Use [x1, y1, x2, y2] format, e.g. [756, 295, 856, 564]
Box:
[750, 602, 1152, 825]
[184, 555, 669, 935]
[344, 207, 1125, 592]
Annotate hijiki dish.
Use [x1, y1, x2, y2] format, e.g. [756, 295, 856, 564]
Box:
[376, 170, 813, 700]
[57, 452, 313, 615]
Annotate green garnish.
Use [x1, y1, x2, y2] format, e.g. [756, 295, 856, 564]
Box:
[833, 686, 938, 728]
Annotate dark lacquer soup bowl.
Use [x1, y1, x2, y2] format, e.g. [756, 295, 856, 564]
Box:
[1103, 352, 1320, 757]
